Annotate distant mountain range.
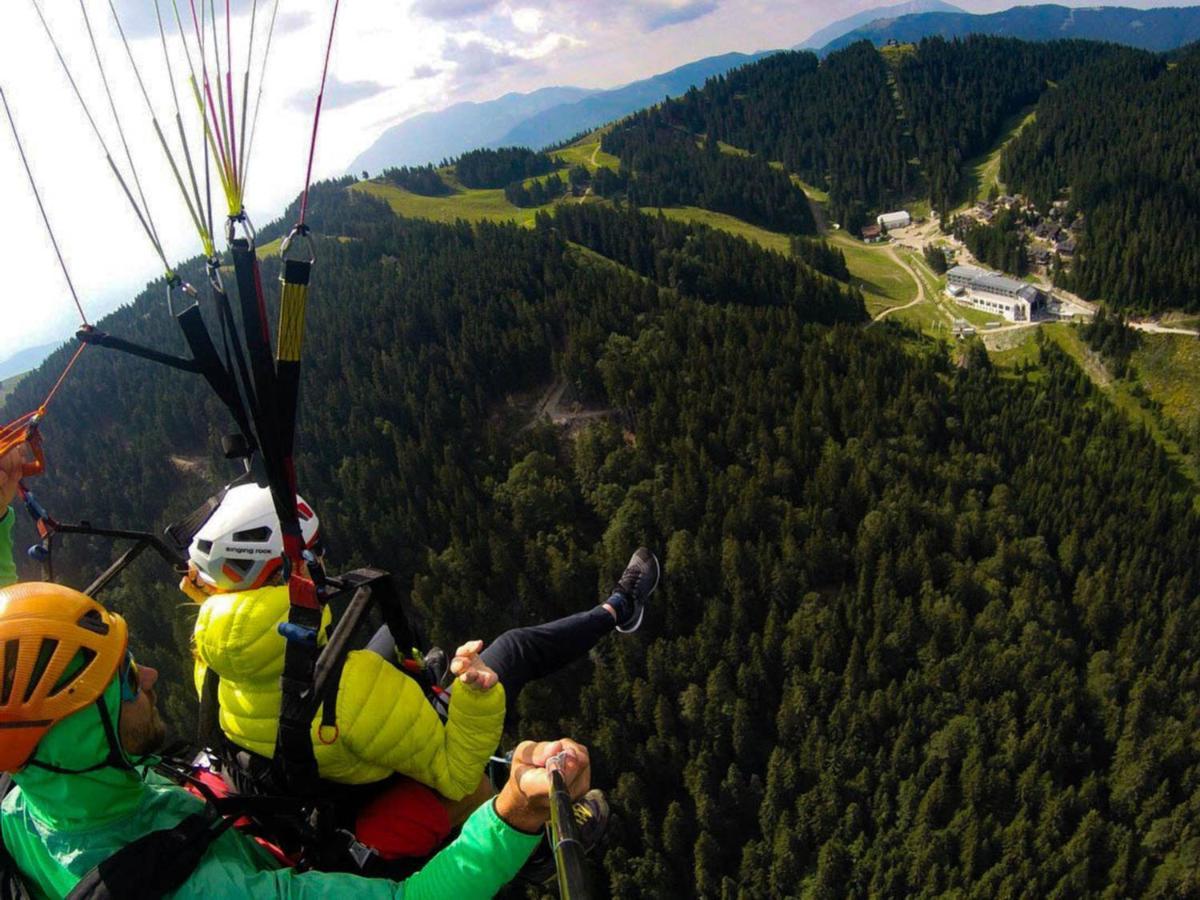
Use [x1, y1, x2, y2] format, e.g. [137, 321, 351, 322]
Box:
[351, 3, 1200, 176]
[796, 0, 964, 49]
[0, 342, 57, 383]
[350, 51, 776, 173]
[820, 3, 1200, 54]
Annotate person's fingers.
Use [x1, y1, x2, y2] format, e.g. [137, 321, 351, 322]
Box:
[509, 740, 537, 774]
[516, 764, 551, 799]
[453, 639, 484, 658]
[554, 739, 591, 797]
[531, 740, 567, 767]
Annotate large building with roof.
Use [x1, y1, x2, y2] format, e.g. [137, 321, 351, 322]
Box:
[877, 210, 911, 230]
[946, 265, 1044, 322]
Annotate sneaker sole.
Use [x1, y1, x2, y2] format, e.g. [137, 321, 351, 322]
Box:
[616, 551, 659, 634]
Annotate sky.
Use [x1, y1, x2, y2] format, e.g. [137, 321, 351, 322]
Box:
[0, 0, 1194, 363]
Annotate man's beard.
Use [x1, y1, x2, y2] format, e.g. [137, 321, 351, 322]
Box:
[124, 691, 169, 757]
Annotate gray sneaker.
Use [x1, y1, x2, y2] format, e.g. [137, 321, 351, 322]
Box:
[612, 548, 660, 634]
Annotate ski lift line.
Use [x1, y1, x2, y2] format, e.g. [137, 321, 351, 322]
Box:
[106, 0, 213, 258]
[241, 0, 282, 195]
[298, 0, 343, 227]
[0, 86, 89, 327]
[29, 0, 172, 275]
[76, 0, 168, 261]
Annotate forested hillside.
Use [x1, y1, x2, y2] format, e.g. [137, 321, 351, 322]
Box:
[598, 38, 1124, 230]
[1001, 46, 1200, 312]
[603, 45, 907, 231]
[893, 36, 1121, 215]
[5, 167, 1199, 895]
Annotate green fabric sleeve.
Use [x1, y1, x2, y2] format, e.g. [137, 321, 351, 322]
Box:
[400, 799, 542, 900]
[0, 507, 16, 588]
[172, 797, 541, 900]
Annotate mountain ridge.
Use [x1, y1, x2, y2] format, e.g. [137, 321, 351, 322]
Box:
[350, 51, 777, 174]
[821, 3, 1200, 54]
[796, 0, 964, 49]
[0, 342, 58, 383]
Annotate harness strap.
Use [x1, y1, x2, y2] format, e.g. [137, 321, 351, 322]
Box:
[176, 305, 256, 453]
[272, 604, 323, 797]
[76, 328, 201, 374]
[198, 667, 224, 750]
[64, 812, 231, 900]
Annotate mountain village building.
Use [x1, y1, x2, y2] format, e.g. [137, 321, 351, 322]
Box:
[877, 211, 911, 230]
[946, 265, 1044, 322]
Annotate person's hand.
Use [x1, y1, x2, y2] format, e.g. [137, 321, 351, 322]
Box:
[0, 446, 29, 512]
[494, 739, 591, 833]
[449, 640, 499, 691]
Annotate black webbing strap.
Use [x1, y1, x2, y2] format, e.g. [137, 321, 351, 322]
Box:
[212, 280, 259, 446]
[198, 667, 224, 751]
[373, 574, 420, 662]
[229, 235, 322, 799]
[176, 305, 256, 454]
[64, 812, 231, 900]
[272, 603, 324, 798]
[318, 654, 346, 734]
[229, 239, 284, 495]
[76, 328, 200, 373]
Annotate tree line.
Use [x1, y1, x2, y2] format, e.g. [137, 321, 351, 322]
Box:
[1002, 45, 1200, 312]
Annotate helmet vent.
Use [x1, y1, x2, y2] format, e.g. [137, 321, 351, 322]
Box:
[50, 648, 96, 698]
[76, 609, 110, 636]
[23, 639, 59, 703]
[1, 640, 17, 705]
[227, 559, 254, 576]
[197, 539, 214, 554]
[233, 527, 272, 543]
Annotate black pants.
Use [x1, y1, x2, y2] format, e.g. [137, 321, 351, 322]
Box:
[367, 604, 617, 709]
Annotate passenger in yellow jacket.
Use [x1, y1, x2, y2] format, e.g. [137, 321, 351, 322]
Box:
[191, 584, 505, 799]
[184, 484, 659, 859]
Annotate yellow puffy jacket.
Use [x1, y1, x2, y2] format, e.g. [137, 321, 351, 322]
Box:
[192, 586, 505, 800]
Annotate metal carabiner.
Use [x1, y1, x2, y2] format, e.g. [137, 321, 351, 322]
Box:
[165, 273, 199, 318]
[206, 257, 226, 296]
[225, 211, 258, 248]
[280, 223, 316, 265]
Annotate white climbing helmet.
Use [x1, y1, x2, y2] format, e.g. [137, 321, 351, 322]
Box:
[187, 483, 321, 593]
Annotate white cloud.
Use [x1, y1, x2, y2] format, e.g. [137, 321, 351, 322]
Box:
[511, 7, 544, 33]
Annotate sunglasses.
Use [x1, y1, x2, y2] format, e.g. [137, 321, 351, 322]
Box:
[119, 650, 141, 703]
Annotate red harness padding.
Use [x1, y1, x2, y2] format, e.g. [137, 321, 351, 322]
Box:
[354, 778, 451, 860]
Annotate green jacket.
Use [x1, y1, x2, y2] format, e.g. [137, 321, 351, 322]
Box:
[0, 513, 540, 898]
[0, 506, 15, 587]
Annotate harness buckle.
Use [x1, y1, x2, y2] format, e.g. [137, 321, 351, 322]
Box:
[277, 623, 318, 646]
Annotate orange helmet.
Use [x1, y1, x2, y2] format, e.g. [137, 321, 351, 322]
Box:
[0, 583, 128, 772]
